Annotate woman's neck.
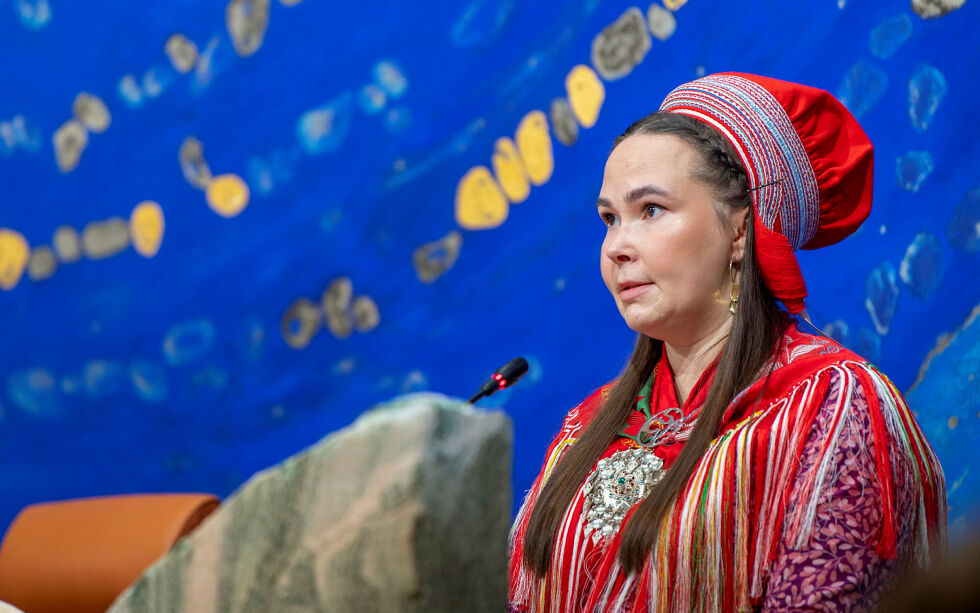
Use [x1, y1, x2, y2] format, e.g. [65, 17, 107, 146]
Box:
[663, 317, 732, 405]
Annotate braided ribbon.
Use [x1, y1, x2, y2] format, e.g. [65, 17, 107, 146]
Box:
[660, 74, 820, 313]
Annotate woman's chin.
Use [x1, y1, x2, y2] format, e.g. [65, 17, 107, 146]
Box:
[622, 316, 665, 339]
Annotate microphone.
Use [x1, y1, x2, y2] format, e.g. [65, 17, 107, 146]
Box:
[468, 357, 529, 404]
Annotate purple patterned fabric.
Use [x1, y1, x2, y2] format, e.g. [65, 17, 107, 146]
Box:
[761, 371, 915, 612]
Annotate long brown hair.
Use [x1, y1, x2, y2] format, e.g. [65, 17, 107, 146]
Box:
[522, 112, 784, 575]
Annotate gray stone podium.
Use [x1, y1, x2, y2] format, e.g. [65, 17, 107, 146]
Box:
[108, 393, 512, 612]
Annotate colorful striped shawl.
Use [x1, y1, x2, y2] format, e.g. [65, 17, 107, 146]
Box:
[508, 323, 946, 612]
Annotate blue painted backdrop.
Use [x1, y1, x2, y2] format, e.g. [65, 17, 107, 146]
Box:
[1, 0, 978, 540]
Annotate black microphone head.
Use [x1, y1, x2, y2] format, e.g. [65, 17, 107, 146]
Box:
[493, 357, 528, 389]
[500, 356, 528, 376]
[471, 357, 530, 403]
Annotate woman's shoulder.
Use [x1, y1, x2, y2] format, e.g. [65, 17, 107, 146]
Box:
[765, 317, 879, 387]
[559, 382, 615, 433]
[773, 318, 857, 369]
[728, 317, 897, 423]
[759, 321, 946, 566]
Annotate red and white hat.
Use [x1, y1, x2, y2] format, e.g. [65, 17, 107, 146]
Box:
[660, 72, 874, 313]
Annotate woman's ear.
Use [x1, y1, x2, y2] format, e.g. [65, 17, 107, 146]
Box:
[731, 207, 750, 263]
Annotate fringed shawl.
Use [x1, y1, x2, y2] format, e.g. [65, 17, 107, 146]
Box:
[508, 323, 946, 612]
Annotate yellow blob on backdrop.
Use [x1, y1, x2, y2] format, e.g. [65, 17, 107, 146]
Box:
[491, 137, 531, 204]
[566, 64, 605, 129]
[206, 173, 250, 217]
[130, 200, 166, 258]
[455, 166, 509, 230]
[0, 229, 30, 290]
[515, 110, 554, 186]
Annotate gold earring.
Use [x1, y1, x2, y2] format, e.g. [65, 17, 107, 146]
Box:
[729, 259, 740, 314]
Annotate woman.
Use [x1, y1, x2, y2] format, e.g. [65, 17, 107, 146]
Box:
[508, 73, 946, 612]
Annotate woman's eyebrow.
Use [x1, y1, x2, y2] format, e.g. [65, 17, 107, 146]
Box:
[596, 185, 674, 208]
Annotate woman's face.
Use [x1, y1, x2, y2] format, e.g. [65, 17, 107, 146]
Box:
[597, 133, 746, 346]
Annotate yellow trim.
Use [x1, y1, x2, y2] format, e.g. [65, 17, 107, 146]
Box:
[542, 438, 576, 483]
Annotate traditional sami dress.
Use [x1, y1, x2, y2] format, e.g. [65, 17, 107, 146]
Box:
[508, 319, 946, 612]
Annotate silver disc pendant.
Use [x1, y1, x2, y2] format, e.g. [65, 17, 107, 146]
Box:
[581, 448, 665, 545]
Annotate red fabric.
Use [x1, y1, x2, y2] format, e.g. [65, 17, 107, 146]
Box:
[731, 73, 875, 251]
[753, 215, 808, 313]
[855, 367, 899, 558]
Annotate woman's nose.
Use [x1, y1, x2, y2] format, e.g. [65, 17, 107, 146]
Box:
[604, 228, 636, 263]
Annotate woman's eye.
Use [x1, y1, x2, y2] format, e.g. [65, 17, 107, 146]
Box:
[643, 204, 663, 218]
[600, 212, 618, 226]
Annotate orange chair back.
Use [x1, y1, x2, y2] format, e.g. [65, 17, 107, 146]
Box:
[0, 494, 219, 613]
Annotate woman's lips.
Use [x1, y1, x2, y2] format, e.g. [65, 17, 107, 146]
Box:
[620, 283, 653, 301]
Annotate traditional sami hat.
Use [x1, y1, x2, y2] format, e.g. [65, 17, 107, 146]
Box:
[659, 72, 874, 313]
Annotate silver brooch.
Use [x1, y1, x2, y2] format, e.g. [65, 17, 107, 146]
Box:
[636, 407, 684, 448]
[581, 448, 665, 545]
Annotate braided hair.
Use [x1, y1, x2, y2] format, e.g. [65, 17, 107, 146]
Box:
[615, 112, 751, 213]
